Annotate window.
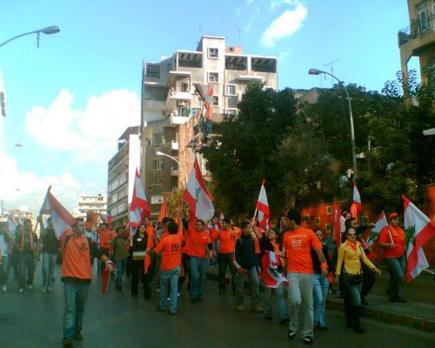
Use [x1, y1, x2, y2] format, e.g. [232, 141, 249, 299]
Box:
[225, 84, 236, 96]
[212, 96, 219, 106]
[179, 107, 190, 116]
[208, 48, 219, 58]
[226, 109, 237, 116]
[208, 72, 219, 83]
[152, 133, 163, 145]
[417, 1, 430, 32]
[153, 159, 164, 170]
[180, 82, 189, 92]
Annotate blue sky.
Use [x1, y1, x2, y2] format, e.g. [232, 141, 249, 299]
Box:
[0, 0, 414, 213]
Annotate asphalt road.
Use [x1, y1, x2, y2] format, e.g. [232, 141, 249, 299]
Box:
[0, 263, 434, 348]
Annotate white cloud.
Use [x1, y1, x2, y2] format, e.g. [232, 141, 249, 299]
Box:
[261, 4, 307, 47]
[25, 88, 140, 161]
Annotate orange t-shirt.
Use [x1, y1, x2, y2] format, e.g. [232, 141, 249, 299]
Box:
[154, 234, 183, 270]
[186, 227, 212, 258]
[209, 227, 220, 241]
[378, 225, 406, 258]
[218, 228, 240, 254]
[61, 233, 92, 281]
[283, 227, 322, 274]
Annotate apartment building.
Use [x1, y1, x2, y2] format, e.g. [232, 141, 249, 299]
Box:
[141, 35, 278, 218]
[107, 126, 141, 228]
[399, 0, 435, 84]
[76, 193, 107, 219]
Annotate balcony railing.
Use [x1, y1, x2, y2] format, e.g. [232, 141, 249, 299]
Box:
[398, 15, 435, 46]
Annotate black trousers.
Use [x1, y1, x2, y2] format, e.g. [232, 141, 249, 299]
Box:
[218, 253, 237, 294]
[131, 259, 151, 297]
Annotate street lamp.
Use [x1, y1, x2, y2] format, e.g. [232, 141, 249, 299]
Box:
[0, 26, 60, 48]
[309, 68, 358, 180]
[156, 151, 189, 186]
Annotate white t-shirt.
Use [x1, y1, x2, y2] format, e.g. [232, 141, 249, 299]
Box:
[0, 235, 8, 257]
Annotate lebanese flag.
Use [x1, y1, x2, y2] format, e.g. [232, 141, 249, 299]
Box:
[403, 195, 435, 282]
[157, 194, 167, 223]
[261, 251, 289, 288]
[129, 169, 150, 227]
[333, 209, 346, 249]
[183, 157, 214, 224]
[255, 180, 271, 231]
[40, 187, 76, 239]
[367, 211, 388, 247]
[350, 182, 362, 221]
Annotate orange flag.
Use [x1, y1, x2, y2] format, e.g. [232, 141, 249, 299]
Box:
[157, 195, 167, 223]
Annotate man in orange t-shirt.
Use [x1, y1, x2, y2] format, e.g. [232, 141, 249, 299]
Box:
[216, 218, 240, 295]
[148, 222, 182, 314]
[282, 209, 327, 345]
[61, 219, 113, 348]
[186, 219, 213, 303]
[378, 212, 407, 302]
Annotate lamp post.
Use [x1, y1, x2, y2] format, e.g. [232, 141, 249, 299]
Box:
[0, 26, 60, 48]
[155, 151, 188, 186]
[309, 68, 358, 180]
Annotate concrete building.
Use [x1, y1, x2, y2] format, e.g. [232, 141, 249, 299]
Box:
[141, 35, 278, 218]
[107, 126, 141, 228]
[399, 0, 435, 84]
[76, 193, 107, 219]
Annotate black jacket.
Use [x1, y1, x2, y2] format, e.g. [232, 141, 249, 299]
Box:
[235, 234, 257, 270]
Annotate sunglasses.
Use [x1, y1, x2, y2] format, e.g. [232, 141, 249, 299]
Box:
[347, 233, 356, 237]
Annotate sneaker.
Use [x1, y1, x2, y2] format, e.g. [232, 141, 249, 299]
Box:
[41, 287, 47, 293]
[19, 288, 24, 294]
[303, 336, 313, 345]
[250, 305, 264, 313]
[28, 284, 33, 290]
[47, 287, 53, 292]
[2, 285, 6, 292]
[62, 338, 73, 348]
[155, 288, 161, 293]
[236, 305, 246, 312]
[74, 332, 83, 341]
[287, 329, 296, 340]
[177, 292, 180, 297]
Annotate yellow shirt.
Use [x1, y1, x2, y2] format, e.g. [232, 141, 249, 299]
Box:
[335, 241, 375, 276]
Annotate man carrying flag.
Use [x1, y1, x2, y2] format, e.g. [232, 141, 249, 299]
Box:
[378, 212, 407, 302]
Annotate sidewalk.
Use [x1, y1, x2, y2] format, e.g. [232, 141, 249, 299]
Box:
[206, 267, 435, 333]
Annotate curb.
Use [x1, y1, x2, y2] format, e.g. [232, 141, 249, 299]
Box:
[206, 271, 435, 333]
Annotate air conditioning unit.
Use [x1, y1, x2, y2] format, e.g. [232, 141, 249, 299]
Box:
[177, 101, 186, 107]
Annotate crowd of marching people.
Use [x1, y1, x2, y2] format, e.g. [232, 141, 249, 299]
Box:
[0, 205, 411, 347]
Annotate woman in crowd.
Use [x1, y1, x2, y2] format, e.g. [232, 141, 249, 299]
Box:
[131, 224, 151, 299]
[334, 227, 381, 334]
[312, 228, 330, 330]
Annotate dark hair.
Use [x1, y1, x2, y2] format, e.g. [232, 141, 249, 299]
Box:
[222, 218, 231, 224]
[162, 217, 173, 225]
[241, 221, 250, 229]
[196, 219, 205, 225]
[344, 218, 356, 229]
[168, 222, 179, 234]
[286, 209, 301, 225]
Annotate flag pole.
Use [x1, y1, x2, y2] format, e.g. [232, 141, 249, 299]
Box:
[251, 180, 265, 234]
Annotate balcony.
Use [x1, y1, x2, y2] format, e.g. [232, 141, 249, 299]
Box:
[398, 15, 435, 46]
[170, 114, 190, 125]
[166, 89, 192, 110]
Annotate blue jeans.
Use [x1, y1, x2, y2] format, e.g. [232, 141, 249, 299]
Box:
[63, 282, 89, 339]
[264, 282, 288, 320]
[343, 274, 362, 306]
[19, 253, 35, 289]
[189, 257, 207, 299]
[385, 255, 406, 300]
[42, 253, 56, 288]
[115, 260, 126, 287]
[313, 274, 329, 327]
[235, 266, 261, 308]
[159, 266, 181, 313]
[0, 256, 8, 285]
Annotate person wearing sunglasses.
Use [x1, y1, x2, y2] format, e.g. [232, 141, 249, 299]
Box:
[334, 227, 381, 334]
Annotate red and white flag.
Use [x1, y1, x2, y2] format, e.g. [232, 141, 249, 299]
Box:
[40, 187, 76, 239]
[261, 251, 289, 288]
[403, 195, 435, 282]
[255, 180, 271, 231]
[350, 182, 362, 220]
[333, 209, 346, 249]
[366, 211, 388, 248]
[184, 158, 214, 224]
[129, 169, 150, 227]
